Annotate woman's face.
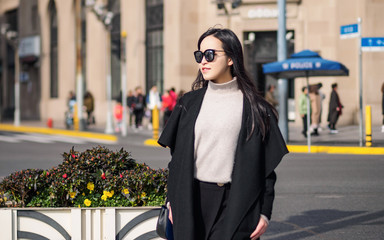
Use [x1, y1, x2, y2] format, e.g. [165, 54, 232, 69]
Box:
[198, 35, 233, 83]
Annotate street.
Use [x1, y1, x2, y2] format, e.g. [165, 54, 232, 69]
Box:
[268, 153, 384, 240]
[0, 131, 170, 178]
[0, 131, 383, 239]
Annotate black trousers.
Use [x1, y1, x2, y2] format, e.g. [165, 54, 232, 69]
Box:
[302, 114, 308, 136]
[193, 179, 231, 240]
[133, 109, 144, 128]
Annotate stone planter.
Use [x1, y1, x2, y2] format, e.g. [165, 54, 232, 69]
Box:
[0, 207, 162, 240]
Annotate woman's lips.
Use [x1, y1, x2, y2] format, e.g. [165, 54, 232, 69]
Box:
[202, 67, 210, 73]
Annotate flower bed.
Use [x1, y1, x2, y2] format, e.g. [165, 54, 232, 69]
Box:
[0, 146, 168, 208]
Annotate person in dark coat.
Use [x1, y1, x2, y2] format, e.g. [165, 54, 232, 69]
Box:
[158, 28, 288, 240]
[327, 83, 343, 134]
[381, 82, 384, 132]
[132, 86, 146, 129]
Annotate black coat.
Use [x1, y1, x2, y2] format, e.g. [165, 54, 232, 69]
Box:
[158, 87, 288, 240]
[328, 90, 341, 123]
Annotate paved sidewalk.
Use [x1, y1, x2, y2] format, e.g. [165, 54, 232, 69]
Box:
[1, 120, 384, 155]
[288, 123, 384, 147]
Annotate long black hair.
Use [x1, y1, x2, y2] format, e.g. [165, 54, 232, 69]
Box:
[191, 27, 277, 140]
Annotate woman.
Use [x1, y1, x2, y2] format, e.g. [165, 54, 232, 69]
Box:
[309, 84, 321, 136]
[158, 28, 288, 240]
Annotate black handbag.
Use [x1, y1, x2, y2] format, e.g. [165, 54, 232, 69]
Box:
[156, 204, 169, 239]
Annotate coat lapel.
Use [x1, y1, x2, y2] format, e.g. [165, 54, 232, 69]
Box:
[223, 97, 265, 239]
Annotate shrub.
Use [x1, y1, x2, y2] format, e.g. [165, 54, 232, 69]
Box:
[0, 146, 168, 208]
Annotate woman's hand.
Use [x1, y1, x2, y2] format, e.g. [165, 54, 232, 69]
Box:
[167, 202, 173, 224]
[249, 216, 268, 240]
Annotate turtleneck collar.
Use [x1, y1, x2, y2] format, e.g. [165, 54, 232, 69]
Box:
[208, 77, 239, 93]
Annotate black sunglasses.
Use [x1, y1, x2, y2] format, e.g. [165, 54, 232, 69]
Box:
[194, 49, 225, 63]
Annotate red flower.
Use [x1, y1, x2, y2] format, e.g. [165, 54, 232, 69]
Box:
[120, 174, 123, 178]
[101, 173, 106, 180]
[46, 172, 50, 176]
[72, 154, 75, 158]
[63, 173, 67, 179]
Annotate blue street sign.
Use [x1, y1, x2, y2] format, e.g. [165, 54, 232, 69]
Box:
[361, 37, 384, 51]
[340, 23, 359, 39]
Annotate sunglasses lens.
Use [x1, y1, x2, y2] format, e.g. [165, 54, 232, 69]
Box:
[194, 51, 203, 63]
[204, 50, 215, 62]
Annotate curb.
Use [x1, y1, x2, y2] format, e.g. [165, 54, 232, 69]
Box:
[287, 145, 384, 155]
[0, 124, 117, 142]
[144, 138, 384, 155]
[144, 138, 161, 147]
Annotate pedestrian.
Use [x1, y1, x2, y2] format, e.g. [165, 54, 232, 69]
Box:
[127, 90, 135, 128]
[382, 82, 384, 133]
[65, 91, 76, 129]
[161, 88, 177, 126]
[177, 89, 185, 102]
[114, 100, 123, 133]
[316, 83, 326, 131]
[83, 91, 95, 125]
[309, 84, 321, 136]
[299, 86, 309, 138]
[157, 27, 288, 240]
[147, 85, 162, 130]
[132, 86, 146, 130]
[327, 83, 343, 134]
[265, 84, 278, 108]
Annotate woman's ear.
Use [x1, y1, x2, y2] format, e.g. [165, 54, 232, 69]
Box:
[228, 57, 233, 66]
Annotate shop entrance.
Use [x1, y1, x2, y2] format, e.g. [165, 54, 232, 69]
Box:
[243, 30, 295, 120]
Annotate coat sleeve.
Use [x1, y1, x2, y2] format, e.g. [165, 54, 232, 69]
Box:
[157, 98, 184, 154]
[261, 113, 289, 219]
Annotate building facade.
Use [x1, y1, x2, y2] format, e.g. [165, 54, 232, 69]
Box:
[0, 0, 383, 128]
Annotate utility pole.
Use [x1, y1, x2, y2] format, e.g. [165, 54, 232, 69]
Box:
[357, 17, 363, 147]
[105, 29, 114, 134]
[14, 47, 20, 126]
[121, 31, 127, 137]
[75, 0, 84, 131]
[277, 0, 288, 141]
[86, 0, 115, 134]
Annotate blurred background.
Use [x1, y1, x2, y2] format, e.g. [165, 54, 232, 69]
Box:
[0, 0, 383, 130]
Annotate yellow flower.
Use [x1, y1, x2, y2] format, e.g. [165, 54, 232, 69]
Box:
[3, 196, 7, 201]
[84, 199, 91, 207]
[82, 193, 85, 196]
[109, 190, 114, 197]
[87, 182, 94, 191]
[78, 205, 81, 208]
[103, 190, 114, 198]
[101, 195, 108, 201]
[141, 192, 146, 198]
[69, 191, 76, 199]
[123, 189, 129, 195]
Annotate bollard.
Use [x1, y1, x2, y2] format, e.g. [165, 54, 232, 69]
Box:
[365, 105, 372, 147]
[152, 106, 159, 139]
[47, 118, 53, 128]
[74, 104, 79, 131]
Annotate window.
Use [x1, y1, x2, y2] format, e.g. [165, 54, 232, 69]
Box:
[146, 0, 163, 94]
[49, 0, 58, 98]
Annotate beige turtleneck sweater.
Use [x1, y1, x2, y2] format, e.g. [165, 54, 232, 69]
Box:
[194, 78, 243, 183]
